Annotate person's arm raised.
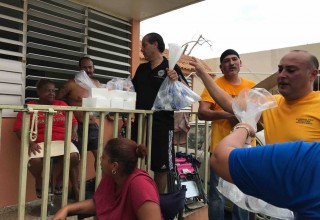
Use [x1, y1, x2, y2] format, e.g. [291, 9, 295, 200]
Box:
[189, 57, 233, 113]
[210, 123, 255, 182]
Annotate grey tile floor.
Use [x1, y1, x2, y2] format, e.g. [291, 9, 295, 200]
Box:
[0, 197, 91, 220]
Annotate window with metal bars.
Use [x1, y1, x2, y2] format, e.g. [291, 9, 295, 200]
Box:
[0, 0, 132, 108]
[0, 0, 24, 116]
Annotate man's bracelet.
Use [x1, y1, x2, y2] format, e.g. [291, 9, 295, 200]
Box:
[233, 125, 251, 139]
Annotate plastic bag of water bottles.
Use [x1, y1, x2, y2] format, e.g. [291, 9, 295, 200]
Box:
[105, 77, 135, 92]
[217, 178, 294, 219]
[152, 43, 200, 111]
[152, 77, 200, 111]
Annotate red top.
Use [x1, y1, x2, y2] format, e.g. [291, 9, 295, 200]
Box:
[94, 168, 162, 220]
[13, 100, 78, 143]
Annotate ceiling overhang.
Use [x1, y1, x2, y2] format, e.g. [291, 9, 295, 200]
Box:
[71, 0, 204, 21]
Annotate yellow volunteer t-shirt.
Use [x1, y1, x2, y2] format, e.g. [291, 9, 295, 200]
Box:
[200, 76, 256, 152]
[262, 91, 320, 144]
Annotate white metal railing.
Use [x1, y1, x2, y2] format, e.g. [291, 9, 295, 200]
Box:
[0, 106, 211, 219]
[0, 104, 153, 219]
[175, 112, 210, 193]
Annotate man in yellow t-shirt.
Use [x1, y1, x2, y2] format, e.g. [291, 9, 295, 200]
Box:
[192, 50, 320, 220]
[198, 49, 256, 220]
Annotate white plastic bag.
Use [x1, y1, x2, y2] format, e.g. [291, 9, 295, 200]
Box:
[75, 70, 97, 93]
[152, 77, 200, 111]
[75, 70, 99, 116]
[168, 43, 184, 69]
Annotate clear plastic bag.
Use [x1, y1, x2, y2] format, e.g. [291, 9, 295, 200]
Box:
[106, 78, 122, 91]
[122, 77, 135, 92]
[152, 43, 200, 111]
[75, 70, 97, 92]
[106, 77, 135, 91]
[75, 70, 99, 115]
[217, 179, 294, 219]
[152, 77, 200, 111]
[219, 88, 294, 219]
[232, 88, 277, 131]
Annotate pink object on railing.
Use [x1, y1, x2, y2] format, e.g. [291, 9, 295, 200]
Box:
[175, 157, 187, 163]
[176, 163, 195, 176]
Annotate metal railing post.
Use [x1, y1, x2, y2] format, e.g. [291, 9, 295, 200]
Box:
[61, 111, 73, 206]
[146, 114, 153, 174]
[204, 121, 210, 193]
[79, 112, 89, 201]
[95, 112, 106, 188]
[40, 108, 55, 219]
[18, 110, 30, 220]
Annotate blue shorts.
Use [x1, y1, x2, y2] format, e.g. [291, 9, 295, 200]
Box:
[73, 122, 99, 153]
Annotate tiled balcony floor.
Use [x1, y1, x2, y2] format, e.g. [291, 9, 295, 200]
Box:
[0, 197, 93, 220]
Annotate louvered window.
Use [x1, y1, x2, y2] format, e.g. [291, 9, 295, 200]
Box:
[0, 0, 24, 116]
[0, 0, 132, 108]
[26, 0, 132, 101]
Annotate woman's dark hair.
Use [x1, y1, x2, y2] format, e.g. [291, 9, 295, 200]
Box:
[145, 32, 165, 53]
[105, 138, 147, 175]
[36, 79, 55, 90]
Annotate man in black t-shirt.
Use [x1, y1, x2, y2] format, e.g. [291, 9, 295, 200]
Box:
[132, 32, 187, 193]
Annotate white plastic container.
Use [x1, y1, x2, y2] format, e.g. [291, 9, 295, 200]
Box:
[82, 97, 110, 108]
[110, 98, 124, 109]
[108, 90, 127, 99]
[123, 99, 136, 110]
[108, 90, 136, 110]
[90, 88, 108, 98]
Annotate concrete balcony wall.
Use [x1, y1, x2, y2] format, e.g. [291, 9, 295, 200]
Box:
[0, 117, 115, 208]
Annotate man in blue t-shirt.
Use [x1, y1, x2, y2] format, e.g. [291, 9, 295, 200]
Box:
[210, 122, 320, 219]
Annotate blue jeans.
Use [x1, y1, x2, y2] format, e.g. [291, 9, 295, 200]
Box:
[232, 205, 249, 220]
[208, 168, 225, 220]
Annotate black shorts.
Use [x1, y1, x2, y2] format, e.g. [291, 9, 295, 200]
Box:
[151, 127, 175, 173]
[73, 122, 99, 153]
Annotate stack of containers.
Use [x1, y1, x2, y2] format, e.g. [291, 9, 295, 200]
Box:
[82, 78, 136, 110]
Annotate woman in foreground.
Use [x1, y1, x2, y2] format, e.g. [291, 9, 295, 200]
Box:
[53, 138, 163, 220]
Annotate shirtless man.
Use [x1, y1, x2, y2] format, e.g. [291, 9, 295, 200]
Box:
[57, 57, 100, 161]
